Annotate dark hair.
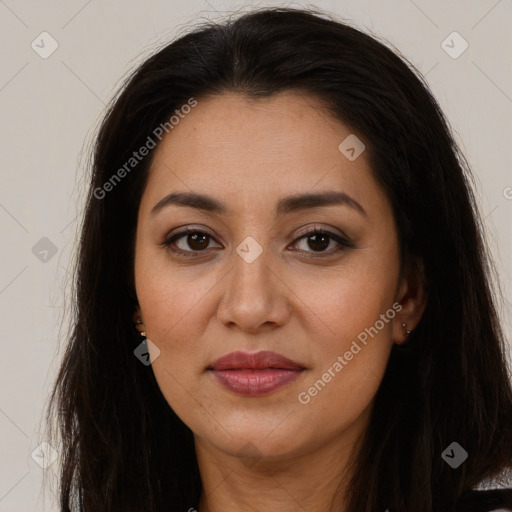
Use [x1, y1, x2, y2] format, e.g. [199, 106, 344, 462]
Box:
[44, 6, 512, 512]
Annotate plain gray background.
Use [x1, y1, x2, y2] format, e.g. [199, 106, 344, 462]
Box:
[0, 1, 511, 510]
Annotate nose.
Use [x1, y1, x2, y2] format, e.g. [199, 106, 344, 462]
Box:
[216, 241, 292, 333]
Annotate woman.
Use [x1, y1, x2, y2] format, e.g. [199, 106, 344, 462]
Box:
[44, 6, 512, 512]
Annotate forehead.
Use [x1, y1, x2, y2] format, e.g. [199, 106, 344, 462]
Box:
[152, 91, 351, 169]
[141, 91, 387, 219]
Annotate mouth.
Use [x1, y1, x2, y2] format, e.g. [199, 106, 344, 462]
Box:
[207, 350, 306, 396]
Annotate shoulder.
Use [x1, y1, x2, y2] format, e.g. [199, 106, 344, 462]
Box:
[456, 469, 512, 512]
[456, 488, 512, 511]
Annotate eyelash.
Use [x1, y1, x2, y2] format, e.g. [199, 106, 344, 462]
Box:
[160, 226, 353, 259]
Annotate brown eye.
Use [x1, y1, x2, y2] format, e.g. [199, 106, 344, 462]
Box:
[161, 228, 222, 257]
[305, 232, 330, 252]
[184, 232, 209, 251]
[292, 228, 351, 256]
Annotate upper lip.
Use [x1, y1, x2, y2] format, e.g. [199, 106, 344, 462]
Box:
[208, 350, 306, 371]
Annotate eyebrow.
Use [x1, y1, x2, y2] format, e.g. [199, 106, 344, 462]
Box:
[151, 191, 366, 217]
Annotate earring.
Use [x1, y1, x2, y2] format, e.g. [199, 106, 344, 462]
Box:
[135, 317, 146, 338]
[402, 323, 411, 335]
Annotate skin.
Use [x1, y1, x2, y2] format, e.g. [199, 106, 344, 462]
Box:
[133, 91, 425, 512]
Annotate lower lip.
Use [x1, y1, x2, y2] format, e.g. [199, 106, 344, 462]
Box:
[209, 369, 304, 396]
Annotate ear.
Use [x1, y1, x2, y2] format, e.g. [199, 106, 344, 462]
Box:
[392, 257, 427, 345]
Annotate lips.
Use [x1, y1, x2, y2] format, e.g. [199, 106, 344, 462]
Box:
[209, 350, 305, 371]
[207, 350, 306, 396]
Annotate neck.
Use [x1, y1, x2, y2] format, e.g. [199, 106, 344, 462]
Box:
[194, 424, 367, 512]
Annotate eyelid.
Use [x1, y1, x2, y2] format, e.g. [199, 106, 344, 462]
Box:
[294, 224, 348, 241]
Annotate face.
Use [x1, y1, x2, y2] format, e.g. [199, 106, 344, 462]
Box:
[133, 91, 417, 467]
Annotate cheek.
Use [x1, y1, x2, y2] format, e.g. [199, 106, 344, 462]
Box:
[297, 253, 398, 350]
[134, 264, 213, 420]
[135, 250, 220, 344]
[134, 253, 224, 415]
[293, 253, 398, 411]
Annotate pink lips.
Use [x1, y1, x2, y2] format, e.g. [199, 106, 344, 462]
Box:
[208, 350, 306, 396]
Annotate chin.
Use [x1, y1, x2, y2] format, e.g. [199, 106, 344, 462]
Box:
[196, 411, 310, 460]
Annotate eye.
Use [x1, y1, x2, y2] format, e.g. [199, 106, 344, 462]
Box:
[291, 227, 352, 257]
[161, 227, 221, 257]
